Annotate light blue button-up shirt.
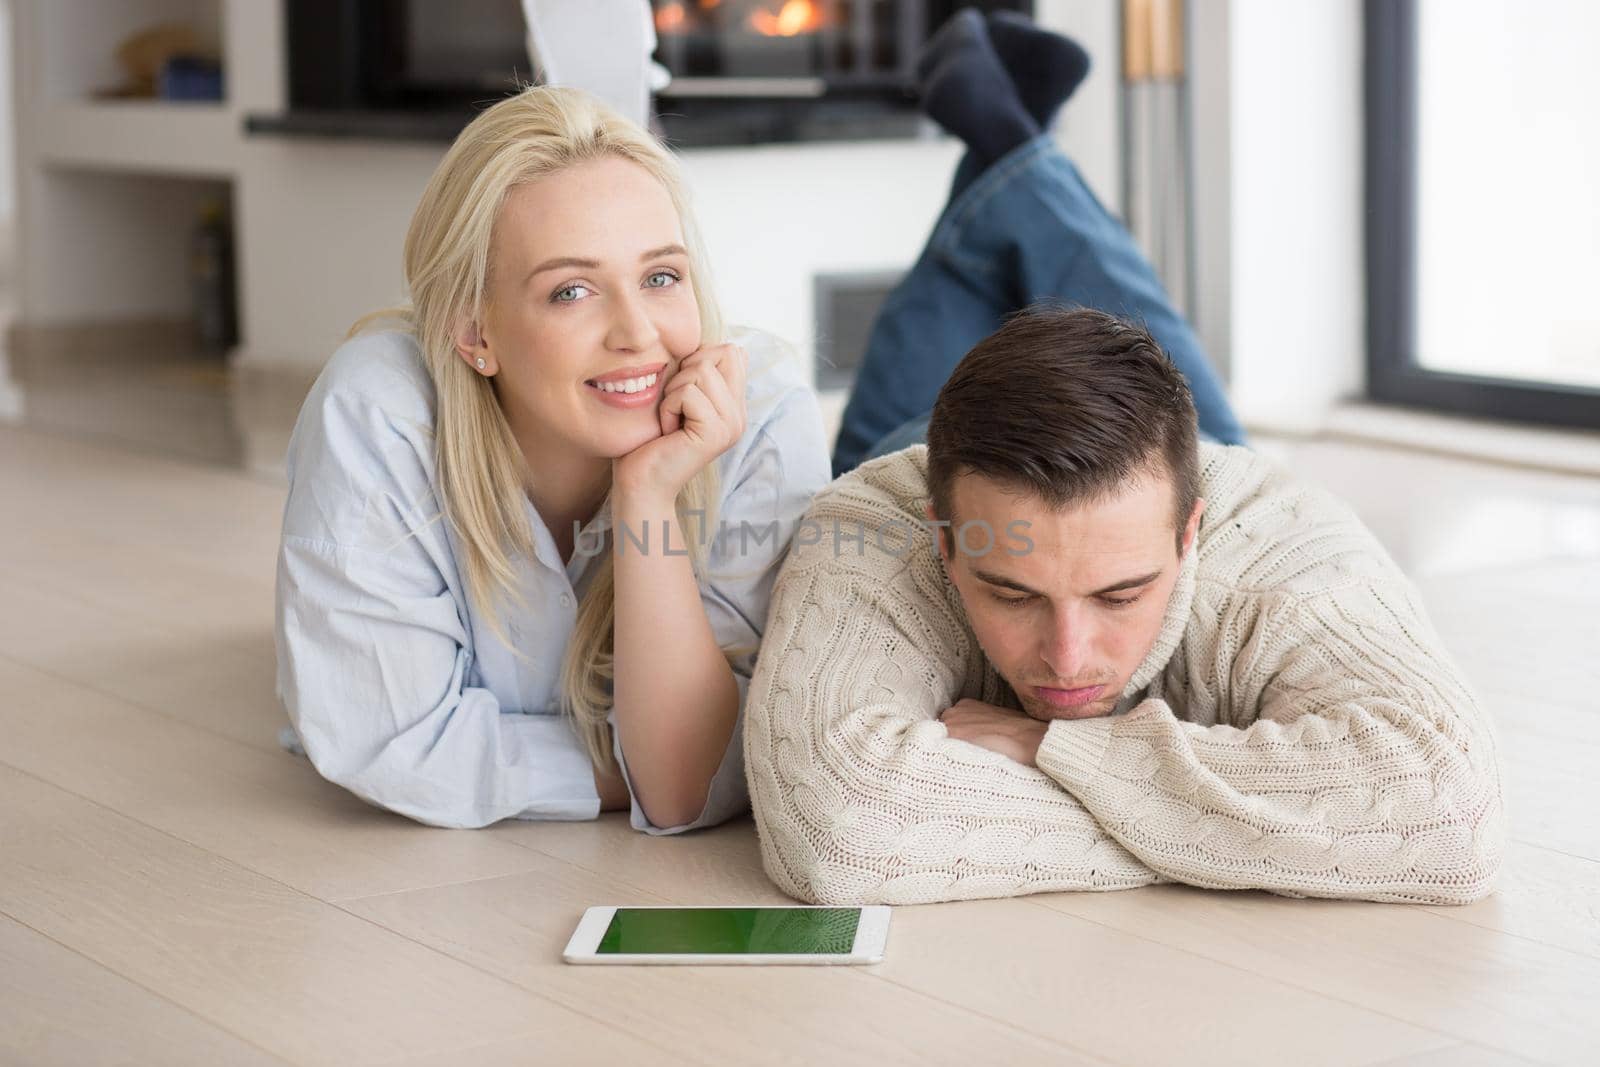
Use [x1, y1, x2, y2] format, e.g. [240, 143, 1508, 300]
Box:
[274, 326, 829, 832]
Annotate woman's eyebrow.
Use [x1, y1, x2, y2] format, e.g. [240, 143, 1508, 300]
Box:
[525, 244, 687, 284]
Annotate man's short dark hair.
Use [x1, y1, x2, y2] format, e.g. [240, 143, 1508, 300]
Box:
[925, 305, 1201, 552]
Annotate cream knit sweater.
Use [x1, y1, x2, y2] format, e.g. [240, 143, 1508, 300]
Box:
[744, 444, 1505, 906]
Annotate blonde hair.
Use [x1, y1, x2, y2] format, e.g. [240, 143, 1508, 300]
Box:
[352, 86, 725, 771]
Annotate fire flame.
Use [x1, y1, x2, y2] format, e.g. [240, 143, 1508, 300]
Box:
[655, 2, 687, 32]
[750, 0, 824, 37]
[656, 0, 827, 39]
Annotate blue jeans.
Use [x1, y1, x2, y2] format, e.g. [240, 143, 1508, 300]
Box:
[833, 135, 1247, 475]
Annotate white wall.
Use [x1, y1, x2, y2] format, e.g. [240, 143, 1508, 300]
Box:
[0, 0, 14, 221]
[0, 0, 23, 421]
[1036, 0, 1121, 214]
[1222, 0, 1364, 432]
[1188, 0, 1231, 382]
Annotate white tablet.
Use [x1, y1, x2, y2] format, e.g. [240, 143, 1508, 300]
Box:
[562, 905, 891, 965]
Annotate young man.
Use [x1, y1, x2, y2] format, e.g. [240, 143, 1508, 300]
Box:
[744, 306, 1504, 906]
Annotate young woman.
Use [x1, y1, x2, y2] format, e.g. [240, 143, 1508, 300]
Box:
[275, 86, 829, 833]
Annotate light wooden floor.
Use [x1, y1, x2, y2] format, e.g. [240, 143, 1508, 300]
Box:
[2, 421, 1599, 1067]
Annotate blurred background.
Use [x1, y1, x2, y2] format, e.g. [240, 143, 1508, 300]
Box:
[0, 0, 1594, 476]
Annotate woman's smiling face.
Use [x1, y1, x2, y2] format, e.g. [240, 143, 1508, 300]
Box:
[474, 155, 703, 461]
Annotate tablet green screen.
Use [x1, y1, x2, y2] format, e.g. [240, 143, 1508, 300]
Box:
[596, 907, 861, 955]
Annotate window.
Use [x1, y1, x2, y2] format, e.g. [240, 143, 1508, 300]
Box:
[1365, 0, 1600, 428]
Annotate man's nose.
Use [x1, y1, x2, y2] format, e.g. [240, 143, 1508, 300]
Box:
[1039, 605, 1093, 680]
[605, 291, 659, 352]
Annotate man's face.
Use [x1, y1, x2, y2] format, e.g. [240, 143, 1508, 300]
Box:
[932, 467, 1204, 721]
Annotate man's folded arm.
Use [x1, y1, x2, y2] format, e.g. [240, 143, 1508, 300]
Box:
[743, 536, 1157, 905]
[1035, 584, 1506, 905]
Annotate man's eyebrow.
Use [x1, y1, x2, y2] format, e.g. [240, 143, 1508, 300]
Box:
[525, 244, 688, 282]
[971, 570, 1042, 595]
[971, 568, 1163, 597]
[1089, 570, 1163, 596]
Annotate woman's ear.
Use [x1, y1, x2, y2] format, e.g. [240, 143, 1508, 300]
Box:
[454, 319, 493, 375]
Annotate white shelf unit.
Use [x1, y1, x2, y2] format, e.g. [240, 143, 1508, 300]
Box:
[36, 0, 225, 106]
[34, 100, 237, 177]
[11, 0, 241, 328]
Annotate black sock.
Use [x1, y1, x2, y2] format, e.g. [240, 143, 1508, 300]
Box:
[915, 9, 1039, 166]
[985, 11, 1092, 130]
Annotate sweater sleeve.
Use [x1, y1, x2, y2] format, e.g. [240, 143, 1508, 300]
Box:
[743, 486, 1158, 905]
[1035, 581, 1506, 904]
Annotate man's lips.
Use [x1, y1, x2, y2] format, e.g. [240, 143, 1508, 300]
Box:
[1033, 684, 1108, 709]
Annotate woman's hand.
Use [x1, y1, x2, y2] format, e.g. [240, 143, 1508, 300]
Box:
[613, 342, 748, 501]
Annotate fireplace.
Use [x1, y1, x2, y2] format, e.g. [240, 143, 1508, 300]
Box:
[647, 1, 1032, 144]
[653, 1, 1031, 100]
[247, 0, 1034, 147]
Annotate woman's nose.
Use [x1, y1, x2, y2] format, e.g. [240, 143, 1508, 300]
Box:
[605, 292, 659, 352]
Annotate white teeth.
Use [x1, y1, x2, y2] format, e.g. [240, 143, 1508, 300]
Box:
[595, 373, 658, 394]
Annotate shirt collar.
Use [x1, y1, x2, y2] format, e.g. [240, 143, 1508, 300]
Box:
[523, 492, 614, 577]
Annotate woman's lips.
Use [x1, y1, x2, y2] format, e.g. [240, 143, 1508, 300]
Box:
[584, 377, 661, 409]
[1034, 684, 1107, 709]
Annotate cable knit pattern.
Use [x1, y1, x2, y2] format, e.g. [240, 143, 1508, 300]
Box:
[744, 444, 1505, 905]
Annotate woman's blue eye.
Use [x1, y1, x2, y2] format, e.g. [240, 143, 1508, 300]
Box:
[645, 271, 679, 288]
[552, 284, 589, 303]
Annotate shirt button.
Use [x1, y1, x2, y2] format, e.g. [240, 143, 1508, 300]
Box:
[559, 593, 573, 608]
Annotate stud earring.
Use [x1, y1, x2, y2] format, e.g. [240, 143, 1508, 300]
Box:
[475, 357, 486, 370]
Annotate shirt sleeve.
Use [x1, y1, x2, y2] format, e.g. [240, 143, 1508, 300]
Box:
[613, 342, 832, 835]
[275, 372, 600, 829]
[1034, 582, 1506, 904]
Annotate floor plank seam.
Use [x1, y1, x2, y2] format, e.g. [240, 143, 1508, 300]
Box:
[1357, 1039, 1549, 1067]
[1505, 839, 1600, 867]
[0, 648, 290, 760]
[1417, 909, 1600, 964]
[857, 967, 1125, 1066]
[321, 899, 718, 1067]
[493, 831, 771, 890]
[320, 863, 558, 907]
[0, 544, 277, 605]
[0, 845, 303, 1066]
[1014, 895, 1519, 1057]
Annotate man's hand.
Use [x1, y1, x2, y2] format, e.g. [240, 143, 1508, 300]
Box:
[939, 699, 1050, 767]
